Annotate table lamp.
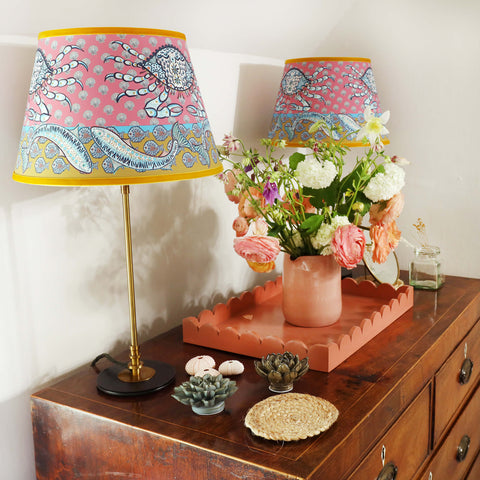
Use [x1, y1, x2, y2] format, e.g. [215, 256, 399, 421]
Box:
[13, 27, 222, 396]
[268, 57, 388, 146]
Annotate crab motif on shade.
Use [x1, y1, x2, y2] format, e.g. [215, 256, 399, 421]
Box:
[268, 57, 388, 147]
[14, 27, 222, 186]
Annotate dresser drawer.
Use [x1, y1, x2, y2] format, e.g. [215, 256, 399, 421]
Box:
[417, 383, 480, 480]
[347, 385, 430, 480]
[434, 318, 480, 443]
[465, 451, 480, 480]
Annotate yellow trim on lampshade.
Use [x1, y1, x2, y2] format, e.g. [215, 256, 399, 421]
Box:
[17, 27, 220, 188]
[12, 163, 223, 187]
[283, 138, 390, 148]
[285, 57, 371, 64]
[39, 27, 186, 40]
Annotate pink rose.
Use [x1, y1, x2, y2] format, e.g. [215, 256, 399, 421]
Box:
[232, 216, 249, 237]
[331, 224, 366, 269]
[369, 192, 405, 226]
[233, 236, 280, 263]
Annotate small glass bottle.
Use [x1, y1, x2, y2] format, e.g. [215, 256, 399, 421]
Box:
[409, 246, 445, 290]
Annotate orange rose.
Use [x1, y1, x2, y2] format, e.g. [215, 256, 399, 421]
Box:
[370, 221, 401, 263]
[370, 224, 390, 263]
[247, 260, 276, 273]
[282, 191, 316, 215]
[369, 193, 404, 226]
[387, 220, 401, 250]
[238, 187, 265, 219]
[223, 170, 241, 204]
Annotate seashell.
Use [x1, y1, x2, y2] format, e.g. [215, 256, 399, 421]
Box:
[185, 355, 215, 376]
[218, 360, 244, 376]
[195, 368, 220, 377]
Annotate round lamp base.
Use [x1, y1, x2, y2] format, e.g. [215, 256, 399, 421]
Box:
[96, 360, 175, 396]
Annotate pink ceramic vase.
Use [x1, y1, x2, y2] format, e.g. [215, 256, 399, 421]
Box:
[282, 254, 342, 327]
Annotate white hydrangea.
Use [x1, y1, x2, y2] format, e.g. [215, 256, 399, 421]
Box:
[310, 215, 350, 254]
[295, 158, 337, 189]
[364, 162, 405, 202]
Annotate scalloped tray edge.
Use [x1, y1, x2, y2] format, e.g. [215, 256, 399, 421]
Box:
[182, 277, 414, 372]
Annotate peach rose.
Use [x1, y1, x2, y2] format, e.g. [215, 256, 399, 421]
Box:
[232, 216, 249, 237]
[370, 221, 401, 263]
[387, 220, 401, 250]
[223, 170, 241, 204]
[331, 224, 366, 269]
[283, 191, 316, 215]
[233, 235, 280, 264]
[369, 192, 404, 226]
[238, 187, 265, 219]
[370, 224, 390, 263]
[249, 217, 269, 236]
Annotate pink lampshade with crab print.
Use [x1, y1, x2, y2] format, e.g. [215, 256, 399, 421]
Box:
[14, 27, 222, 186]
[12, 28, 222, 397]
[268, 57, 388, 147]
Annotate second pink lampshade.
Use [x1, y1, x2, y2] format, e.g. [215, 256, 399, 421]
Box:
[268, 56, 388, 146]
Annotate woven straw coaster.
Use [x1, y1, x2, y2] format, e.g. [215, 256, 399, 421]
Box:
[245, 393, 339, 441]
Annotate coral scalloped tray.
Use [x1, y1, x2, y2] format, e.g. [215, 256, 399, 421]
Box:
[182, 277, 414, 372]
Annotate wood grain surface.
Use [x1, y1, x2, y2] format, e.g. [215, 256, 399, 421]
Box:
[32, 274, 480, 479]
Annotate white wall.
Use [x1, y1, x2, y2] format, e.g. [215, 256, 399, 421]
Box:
[1, 1, 479, 478]
[320, 0, 480, 277]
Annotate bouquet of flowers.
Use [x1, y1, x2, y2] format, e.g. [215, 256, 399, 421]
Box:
[219, 107, 407, 273]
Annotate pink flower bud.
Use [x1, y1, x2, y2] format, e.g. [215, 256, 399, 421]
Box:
[232, 216, 249, 237]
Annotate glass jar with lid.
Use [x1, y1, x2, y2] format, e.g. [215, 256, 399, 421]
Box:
[409, 245, 445, 290]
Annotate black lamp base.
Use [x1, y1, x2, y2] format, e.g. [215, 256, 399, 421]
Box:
[96, 360, 176, 396]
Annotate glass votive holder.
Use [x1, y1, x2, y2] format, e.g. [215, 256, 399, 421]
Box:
[409, 245, 445, 290]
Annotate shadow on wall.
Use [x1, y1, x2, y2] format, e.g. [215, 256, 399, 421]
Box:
[61, 180, 221, 343]
[233, 63, 283, 143]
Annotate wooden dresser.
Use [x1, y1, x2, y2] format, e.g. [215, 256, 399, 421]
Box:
[31, 275, 480, 479]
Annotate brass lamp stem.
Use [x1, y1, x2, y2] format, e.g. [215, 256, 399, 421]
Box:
[117, 185, 155, 383]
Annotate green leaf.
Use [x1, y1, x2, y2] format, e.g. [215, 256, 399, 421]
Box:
[300, 214, 324, 234]
[267, 223, 285, 237]
[304, 180, 340, 209]
[338, 162, 365, 197]
[289, 152, 305, 170]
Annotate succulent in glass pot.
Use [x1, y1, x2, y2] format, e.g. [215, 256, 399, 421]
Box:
[254, 352, 309, 393]
[172, 374, 238, 415]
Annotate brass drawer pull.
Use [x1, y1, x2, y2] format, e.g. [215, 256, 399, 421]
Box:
[456, 435, 470, 462]
[376, 461, 398, 480]
[459, 358, 473, 385]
